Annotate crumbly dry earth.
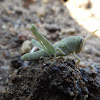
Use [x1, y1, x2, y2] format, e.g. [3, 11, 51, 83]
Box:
[0, 0, 100, 99]
[2, 58, 100, 100]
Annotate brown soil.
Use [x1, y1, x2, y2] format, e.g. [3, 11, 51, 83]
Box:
[3, 59, 88, 100]
[2, 58, 100, 100]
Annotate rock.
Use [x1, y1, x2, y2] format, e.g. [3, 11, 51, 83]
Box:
[84, 46, 93, 54]
[15, 9, 23, 15]
[1, 25, 7, 29]
[44, 24, 61, 32]
[50, 33, 59, 40]
[14, 33, 27, 44]
[23, 0, 35, 8]
[10, 55, 23, 69]
[61, 28, 75, 35]
[17, 33, 27, 43]
[79, 62, 86, 68]
[2, 16, 10, 22]
[95, 50, 100, 56]
[37, 6, 46, 17]
[25, 18, 31, 22]
[2, 50, 11, 59]
[20, 40, 32, 55]
[42, 0, 48, 4]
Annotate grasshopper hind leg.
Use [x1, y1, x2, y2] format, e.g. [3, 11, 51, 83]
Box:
[31, 24, 56, 57]
[53, 48, 66, 61]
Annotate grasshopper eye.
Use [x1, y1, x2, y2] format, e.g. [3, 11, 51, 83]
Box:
[80, 37, 84, 43]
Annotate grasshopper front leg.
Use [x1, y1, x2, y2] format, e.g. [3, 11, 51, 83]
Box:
[73, 52, 80, 64]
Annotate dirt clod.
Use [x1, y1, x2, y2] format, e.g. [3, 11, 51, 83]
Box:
[3, 59, 88, 100]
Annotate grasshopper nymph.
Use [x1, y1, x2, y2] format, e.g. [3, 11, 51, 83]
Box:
[21, 24, 98, 63]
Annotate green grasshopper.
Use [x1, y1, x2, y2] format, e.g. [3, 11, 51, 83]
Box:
[21, 24, 98, 63]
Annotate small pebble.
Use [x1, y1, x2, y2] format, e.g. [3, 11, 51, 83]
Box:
[15, 9, 23, 15]
[1, 25, 7, 29]
[2, 16, 10, 22]
[61, 28, 75, 35]
[37, 6, 46, 17]
[69, 91, 74, 96]
[23, 0, 35, 8]
[42, 0, 48, 4]
[95, 51, 100, 56]
[44, 24, 60, 32]
[10, 55, 23, 69]
[79, 62, 86, 68]
[50, 33, 58, 40]
[2, 50, 10, 59]
[21, 40, 32, 54]
[84, 46, 93, 54]
[17, 34, 27, 43]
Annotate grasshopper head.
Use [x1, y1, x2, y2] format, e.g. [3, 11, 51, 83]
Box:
[75, 37, 84, 53]
[75, 29, 98, 53]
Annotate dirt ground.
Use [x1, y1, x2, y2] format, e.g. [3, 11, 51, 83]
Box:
[0, 0, 100, 99]
[2, 59, 89, 100]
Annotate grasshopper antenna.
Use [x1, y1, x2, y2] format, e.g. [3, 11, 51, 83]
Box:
[84, 29, 99, 42]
